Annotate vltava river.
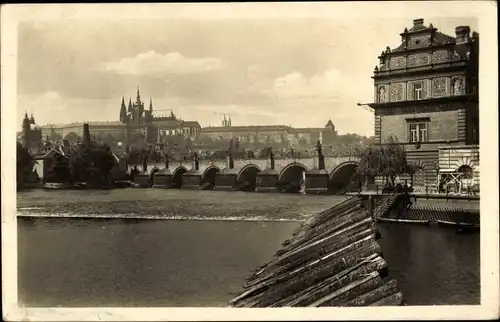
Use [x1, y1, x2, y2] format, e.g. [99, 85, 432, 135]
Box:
[17, 189, 480, 307]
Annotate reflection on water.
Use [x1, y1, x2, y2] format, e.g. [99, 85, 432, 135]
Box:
[18, 218, 300, 307]
[16, 190, 480, 307]
[378, 223, 480, 305]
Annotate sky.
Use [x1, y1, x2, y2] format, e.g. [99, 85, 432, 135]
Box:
[15, 6, 478, 136]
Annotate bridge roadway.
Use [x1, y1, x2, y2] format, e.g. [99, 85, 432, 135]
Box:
[142, 155, 361, 188]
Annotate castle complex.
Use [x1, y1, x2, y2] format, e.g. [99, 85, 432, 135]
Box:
[21, 87, 337, 153]
[369, 18, 479, 192]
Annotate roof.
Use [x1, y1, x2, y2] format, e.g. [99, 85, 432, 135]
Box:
[183, 121, 201, 127]
[33, 147, 66, 160]
[201, 125, 291, 133]
[325, 119, 334, 128]
[391, 20, 456, 53]
[230, 196, 403, 307]
[40, 121, 125, 129]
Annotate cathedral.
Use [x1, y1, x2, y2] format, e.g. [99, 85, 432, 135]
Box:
[119, 88, 154, 126]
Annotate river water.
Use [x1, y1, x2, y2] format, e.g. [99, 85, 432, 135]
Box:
[16, 189, 480, 307]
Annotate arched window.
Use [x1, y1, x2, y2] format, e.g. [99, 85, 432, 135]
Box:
[457, 165, 474, 179]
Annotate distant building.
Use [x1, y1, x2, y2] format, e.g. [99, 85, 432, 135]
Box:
[29, 88, 337, 152]
[200, 116, 337, 146]
[369, 18, 479, 192]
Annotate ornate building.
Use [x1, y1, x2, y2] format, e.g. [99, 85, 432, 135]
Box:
[369, 18, 479, 192]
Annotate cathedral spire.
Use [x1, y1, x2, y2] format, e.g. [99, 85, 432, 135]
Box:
[149, 98, 153, 111]
[120, 96, 127, 123]
[136, 87, 141, 103]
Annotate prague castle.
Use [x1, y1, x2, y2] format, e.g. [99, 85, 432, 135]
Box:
[369, 18, 479, 192]
[22, 87, 337, 152]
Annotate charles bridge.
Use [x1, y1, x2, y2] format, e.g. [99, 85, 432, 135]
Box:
[132, 153, 361, 194]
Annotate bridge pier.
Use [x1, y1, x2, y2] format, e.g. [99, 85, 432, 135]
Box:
[152, 169, 173, 188]
[182, 170, 203, 190]
[214, 169, 239, 191]
[255, 169, 279, 192]
[134, 171, 151, 188]
[305, 169, 329, 195]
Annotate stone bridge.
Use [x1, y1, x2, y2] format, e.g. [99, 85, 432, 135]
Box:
[135, 155, 361, 193]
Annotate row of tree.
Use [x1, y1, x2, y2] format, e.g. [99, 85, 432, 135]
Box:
[16, 140, 118, 188]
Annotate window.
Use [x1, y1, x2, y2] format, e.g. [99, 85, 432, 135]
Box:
[408, 122, 428, 142]
[414, 83, 423, 100]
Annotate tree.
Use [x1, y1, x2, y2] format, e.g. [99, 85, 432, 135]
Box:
[17, 142, 36, 187]
[46, 152, 72, 183]
[69, 142, 116, 187]
[356, 136, 409, 188]
[64, 132, 79, 145]
[126, 148, 148, 167]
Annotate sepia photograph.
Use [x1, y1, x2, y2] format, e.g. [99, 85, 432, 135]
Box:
[1, 2, 498, 321]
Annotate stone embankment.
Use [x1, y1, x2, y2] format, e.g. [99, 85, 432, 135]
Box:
[229, 196, 403, 307]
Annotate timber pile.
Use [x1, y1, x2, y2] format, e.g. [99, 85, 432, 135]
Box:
[229, 196, 403, 307]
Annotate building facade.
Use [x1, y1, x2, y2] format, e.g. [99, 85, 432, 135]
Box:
[200, 117, 337, 146]
[370, 18, 479, 192]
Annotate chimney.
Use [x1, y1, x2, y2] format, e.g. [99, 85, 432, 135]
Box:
[83, 123, 91, 145]
[455, 25, 471, 44]
[413, 18, 424, 27]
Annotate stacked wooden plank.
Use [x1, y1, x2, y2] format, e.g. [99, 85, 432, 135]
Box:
[229, 196, 403, 307]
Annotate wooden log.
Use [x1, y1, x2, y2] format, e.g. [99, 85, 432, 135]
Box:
[369, 292, 404, 306]
[345, 279, 399, 306]
[241, 236, 380, 304]
[271, 218, 375, 270]
[271, 254, 387, 307]
[247, 230, 377, 288]
[292, 214, 374, 255]
[298, 197, 363, 234]
[286, 203, 365, 251]
[273, 225, 377, 278]
[286, 255, 385, 307]
[259, 254, 385, 307]
[261, 212, 373, 276]
[307, 271, 382, 307]
[258, 242, 382, 307]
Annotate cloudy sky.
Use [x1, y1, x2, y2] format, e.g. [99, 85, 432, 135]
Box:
[15, 5, 478, 136]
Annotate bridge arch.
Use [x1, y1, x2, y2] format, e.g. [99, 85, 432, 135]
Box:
[149, 167, 161, 184]
[278, 163, 308, 192]
[172, 166, 187, 188]
[201, 165, 221, 188]
[237, 164, 262, 191]
[328, 161, 360, 193]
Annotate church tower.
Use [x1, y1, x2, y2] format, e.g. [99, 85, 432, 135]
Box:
[22, 111, 31, 148]
[119, 97, 127, 123]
